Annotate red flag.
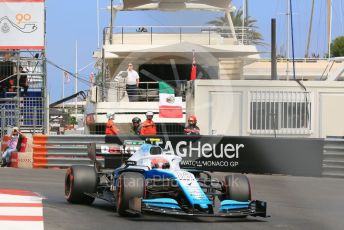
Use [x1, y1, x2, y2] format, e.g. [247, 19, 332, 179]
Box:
[190, 56, 197, 81]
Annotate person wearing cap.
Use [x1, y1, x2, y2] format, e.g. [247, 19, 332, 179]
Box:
[140, 111, 157, 136]
[184, 115, 200, 135]
[105, 113, 119, 135]
[130, 117, 142, 135]
[1, 127, 25, 167]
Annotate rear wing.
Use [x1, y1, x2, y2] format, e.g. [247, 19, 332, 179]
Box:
[87, 140, 149, 169]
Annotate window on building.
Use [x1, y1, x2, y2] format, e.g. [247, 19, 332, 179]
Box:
[250, 91, 311, 134]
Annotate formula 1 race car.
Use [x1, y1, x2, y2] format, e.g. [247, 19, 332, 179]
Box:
[64, 139, 267, 218]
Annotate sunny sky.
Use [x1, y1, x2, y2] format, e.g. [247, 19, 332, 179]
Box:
[45, 0, 344, 102]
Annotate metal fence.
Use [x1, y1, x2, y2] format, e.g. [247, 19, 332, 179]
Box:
[0, 98, 43, 138]
[0, 51, 46, 135]
[104, 26, 255, 46]
[249, 90, 312, 135]
[88, 123, 185, 135]
[106, 80, 187, 102]
[0, 106, 19, 139]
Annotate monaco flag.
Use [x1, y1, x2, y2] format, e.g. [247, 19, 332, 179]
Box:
[159, 82, 183, 118]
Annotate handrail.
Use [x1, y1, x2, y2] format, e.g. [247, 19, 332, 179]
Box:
[0, 73, 17, 84]
[103, 25, 254, 45]
[105, 80, 187, 102]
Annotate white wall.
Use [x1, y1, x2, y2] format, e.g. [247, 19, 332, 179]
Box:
[319, 93, 344, 137]
[189, 80, 344, 138]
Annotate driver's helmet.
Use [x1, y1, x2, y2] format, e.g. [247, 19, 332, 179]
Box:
[151, 157, 170, 169]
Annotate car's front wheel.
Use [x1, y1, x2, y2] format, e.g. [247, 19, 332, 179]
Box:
[116, 172, 145, 217]
[222, 173, 251, 202]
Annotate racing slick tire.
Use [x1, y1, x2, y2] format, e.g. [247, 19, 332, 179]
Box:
[116, 172, 145, 217]
[65, 165, 97, 205]
[222, 174, 251, 202]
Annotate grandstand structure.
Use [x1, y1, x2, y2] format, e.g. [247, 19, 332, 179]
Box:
[0, 51, 47, 136]
[0, 0, 47, 137]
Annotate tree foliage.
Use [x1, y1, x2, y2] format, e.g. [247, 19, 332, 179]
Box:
[207, 8, 264, 46]
[331, 36, 344, 57]
[67, 116, 77, 125]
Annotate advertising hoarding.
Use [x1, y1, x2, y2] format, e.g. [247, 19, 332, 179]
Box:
[0, 0, 45, 49]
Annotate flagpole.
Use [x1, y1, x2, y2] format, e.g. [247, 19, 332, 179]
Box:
[328, 0, 332, 59]
[286, 0, 290, 80]
[97, 0, 100, 48]
[242, 0, 245, 44]
[62, 70, 65, 109]
[75, 40, 78, 116]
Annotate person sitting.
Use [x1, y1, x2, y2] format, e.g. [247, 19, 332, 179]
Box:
[140, 111, 157, 136]
[105, 113, 119, 135]
[184, 115, 200, 135]
[1, 127, 26, 167]
[130, 117, 141, 135]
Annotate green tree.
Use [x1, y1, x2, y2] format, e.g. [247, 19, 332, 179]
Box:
[207, 8, 264, 46]
[67, 116, 77, 126]
[330, 36, 344, 57]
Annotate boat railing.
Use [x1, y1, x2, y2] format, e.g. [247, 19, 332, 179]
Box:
[103, 26, 254, 46]
[105, 80, 187, 102]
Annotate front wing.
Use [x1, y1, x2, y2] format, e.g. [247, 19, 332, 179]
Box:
[131, 199, 267, 218]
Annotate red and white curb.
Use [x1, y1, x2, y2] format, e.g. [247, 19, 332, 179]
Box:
[0, 189, 44, 230]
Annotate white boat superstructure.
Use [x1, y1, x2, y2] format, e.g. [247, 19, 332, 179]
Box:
[85, 0, 344, 138]
[86, 0, 260, 134]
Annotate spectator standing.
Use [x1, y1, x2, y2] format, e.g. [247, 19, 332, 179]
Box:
[105, 113, 119, 135]
[1, 127, 25, 167]
[126, 63, 139, 102]
[19, 66, 28, 96]
[140, 111, 157, 136]
[130, 117, 141, 135]
[184, 115, 200, 135]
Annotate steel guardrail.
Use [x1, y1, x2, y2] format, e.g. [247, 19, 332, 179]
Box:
[32, 135, 108, 168]
[323, 138, 344, 178]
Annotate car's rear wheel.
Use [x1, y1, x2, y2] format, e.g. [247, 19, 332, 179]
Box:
[116, 172, 144, 217]
[65, 165, 97, 205]
[222, 173, 251, 202]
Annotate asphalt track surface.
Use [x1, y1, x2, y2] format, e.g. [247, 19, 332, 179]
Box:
[1, 168, 344, 230]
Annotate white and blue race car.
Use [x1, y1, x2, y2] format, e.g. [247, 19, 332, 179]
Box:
[65, 139, 267, 218]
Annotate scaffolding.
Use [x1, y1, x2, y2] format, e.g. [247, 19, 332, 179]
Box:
[0, 50, 47, 137]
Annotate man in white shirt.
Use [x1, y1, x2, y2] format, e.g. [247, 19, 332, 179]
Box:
[126, 63, 140, 101]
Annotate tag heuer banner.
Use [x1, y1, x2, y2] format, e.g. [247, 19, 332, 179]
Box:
[104, 135, 324, 177]
[0, 0, 45, 49]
